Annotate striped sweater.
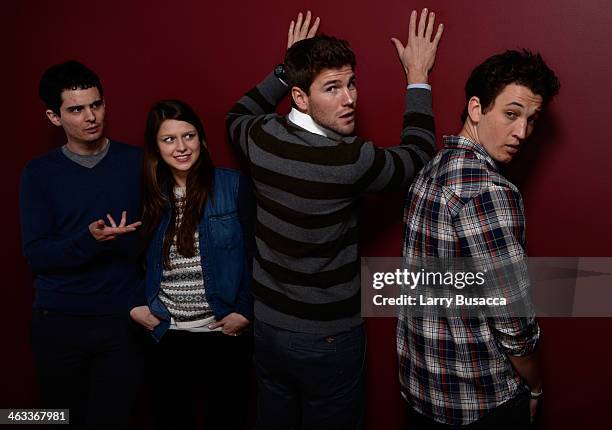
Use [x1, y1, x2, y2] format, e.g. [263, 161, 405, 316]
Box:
[227, 71, 436, 333]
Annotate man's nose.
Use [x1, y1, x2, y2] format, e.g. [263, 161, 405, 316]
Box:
[84, 107, 96, 122]
[342, 88, 355, 105]
[514, 119, 528, 140]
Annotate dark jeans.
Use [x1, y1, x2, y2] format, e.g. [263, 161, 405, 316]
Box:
[30, 309, 144, 430]
[406, 391, 531, 429]
[147, 329, 253, 430]
[254, 320, 366, 430]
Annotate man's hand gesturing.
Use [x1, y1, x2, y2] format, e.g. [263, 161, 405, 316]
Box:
[89, 210, 142, 242]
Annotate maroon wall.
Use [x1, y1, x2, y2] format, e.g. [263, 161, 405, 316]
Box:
[6, 0, 612, 428]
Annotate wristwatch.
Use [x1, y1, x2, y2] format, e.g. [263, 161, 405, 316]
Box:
[274, 63, 288, 85]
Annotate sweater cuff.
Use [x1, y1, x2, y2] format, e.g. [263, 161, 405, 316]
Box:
[73, 226, 107, 258]
[405, 87, 433, 116]
[257, 71, 290, 106]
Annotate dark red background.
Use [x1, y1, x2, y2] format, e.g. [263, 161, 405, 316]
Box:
[6, 0, 612, 428]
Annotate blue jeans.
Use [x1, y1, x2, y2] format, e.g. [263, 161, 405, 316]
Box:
[254, 320, 366, 430]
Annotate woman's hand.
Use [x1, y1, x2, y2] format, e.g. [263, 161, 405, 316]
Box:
[208, 312, 250, 336]
[130, 305, 161, 331]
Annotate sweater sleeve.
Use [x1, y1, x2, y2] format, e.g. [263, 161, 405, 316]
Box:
[19, 162, 108, 271]
[226, 71, 289, 159]
[357, 87, 437, 193]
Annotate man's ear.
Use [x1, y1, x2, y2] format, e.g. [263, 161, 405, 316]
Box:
[45, 109, 62, 127]
[291, 86, 309, 113]
[467, 96, 482, 124]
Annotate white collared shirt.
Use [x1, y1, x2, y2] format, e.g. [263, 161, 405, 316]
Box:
[287, 108, 343, 140]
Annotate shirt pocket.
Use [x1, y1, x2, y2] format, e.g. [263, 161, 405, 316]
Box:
[209, 211, 241, 249]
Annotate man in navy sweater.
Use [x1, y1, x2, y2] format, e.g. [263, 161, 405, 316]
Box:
[19, 61, 143, 429]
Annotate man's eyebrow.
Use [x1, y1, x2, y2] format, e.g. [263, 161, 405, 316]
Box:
[505, 102, 525, 109]
[322, 74, 356, 86]
[322, 79, 342, 86]
[65, 104, 84, 111]
[65, 99, 102, 110]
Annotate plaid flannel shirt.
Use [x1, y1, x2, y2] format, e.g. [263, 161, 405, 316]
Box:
[397, 135, 539, 425]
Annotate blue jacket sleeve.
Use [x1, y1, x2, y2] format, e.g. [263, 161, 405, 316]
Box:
[19, 162, 108, 271]
[235, 173, 255, 320]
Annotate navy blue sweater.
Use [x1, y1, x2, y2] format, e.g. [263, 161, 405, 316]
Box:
[20, 141, 143, 315]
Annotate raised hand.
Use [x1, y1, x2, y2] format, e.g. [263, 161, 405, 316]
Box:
[88, 210, 142, 242]
[391, 8, 444, 84]
[287, 10, 320, 49]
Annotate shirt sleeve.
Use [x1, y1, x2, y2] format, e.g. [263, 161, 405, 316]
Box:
[456, 185, 540, 356]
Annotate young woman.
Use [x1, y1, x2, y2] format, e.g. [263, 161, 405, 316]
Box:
[130, 99, 254, 430]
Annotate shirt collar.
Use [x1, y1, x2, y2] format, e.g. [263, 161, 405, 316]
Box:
[287, 108, 342, 140]
[443, 135, 499, 171]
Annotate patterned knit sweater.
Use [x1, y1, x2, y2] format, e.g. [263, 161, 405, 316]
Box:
[159, 187, 214, 327]
[227, 72, 436, 333]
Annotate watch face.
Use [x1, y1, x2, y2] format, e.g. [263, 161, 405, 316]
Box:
[275, 64, 286, 80]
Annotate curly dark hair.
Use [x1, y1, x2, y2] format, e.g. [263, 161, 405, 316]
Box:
[461, 49, 560, 123]
[38, 61, 103, 115]
[284, 34, 356, 94]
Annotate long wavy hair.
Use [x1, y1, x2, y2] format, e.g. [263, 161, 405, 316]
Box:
[142, 99, 214, 269]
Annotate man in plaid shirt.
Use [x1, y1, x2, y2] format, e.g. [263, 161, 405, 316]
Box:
[398, 50, 560, 428]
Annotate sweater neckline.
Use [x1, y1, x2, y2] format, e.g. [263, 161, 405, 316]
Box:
[58, 139, 114, 170]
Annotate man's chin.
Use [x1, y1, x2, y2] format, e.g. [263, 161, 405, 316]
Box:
[495, 154, 514, 164]
[335, 125, 355, 137]
[83, 133, 105, 143]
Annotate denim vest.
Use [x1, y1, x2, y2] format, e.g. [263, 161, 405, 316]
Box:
[146, 168, 254, 341]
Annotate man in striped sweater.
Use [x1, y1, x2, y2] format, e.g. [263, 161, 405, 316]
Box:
[226, 9, 443, 429]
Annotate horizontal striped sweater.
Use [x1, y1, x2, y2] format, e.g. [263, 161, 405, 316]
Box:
[227, 72, 436, 333]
